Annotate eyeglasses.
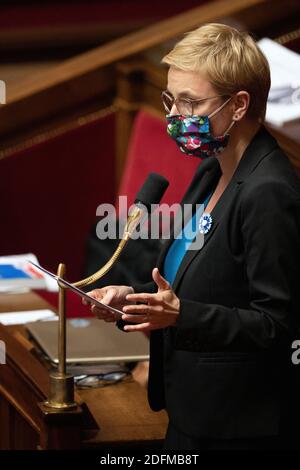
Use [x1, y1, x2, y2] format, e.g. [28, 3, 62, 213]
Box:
[74, 371, 129, 389]
[161, 90, 229, 116]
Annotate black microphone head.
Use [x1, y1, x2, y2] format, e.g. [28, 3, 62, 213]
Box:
[134, 173, 169, 211]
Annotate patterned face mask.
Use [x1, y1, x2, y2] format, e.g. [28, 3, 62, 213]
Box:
[166, 97, 235, 158]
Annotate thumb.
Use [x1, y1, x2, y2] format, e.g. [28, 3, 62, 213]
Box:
[101, 287, 117, 305]
[152, 267, 170, 292]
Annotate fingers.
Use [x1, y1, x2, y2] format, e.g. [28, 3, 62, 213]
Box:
[125, 292, 162, 304]
[152, 267, 170, 291]
[84, 286, 133, 323]
[91, 304, 117, 322]
[85, 287, 118, 315]
[101, 287, 117, 305]
[122, 303, 164, 323]
[123, 303, 152, 313]
[88, 288, 117, 322]
[123, 322, 152, 332]
[85, 289, 105, 303]
[123, 303, 163, 314]
[121, 314, 148, 323]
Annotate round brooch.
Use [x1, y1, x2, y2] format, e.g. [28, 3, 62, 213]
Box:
[198, 213, 213, 234]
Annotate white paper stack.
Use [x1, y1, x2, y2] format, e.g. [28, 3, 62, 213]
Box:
[0, 309, 57, 325]
[0, 253, 58, 292]
[257, 38, 300, 126]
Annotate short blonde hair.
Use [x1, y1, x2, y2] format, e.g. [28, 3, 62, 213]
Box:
[162, 23, 270, 121]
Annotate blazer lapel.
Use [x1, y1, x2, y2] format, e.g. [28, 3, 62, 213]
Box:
[156, 158, 221, 283]
[171, 171, 239, 291]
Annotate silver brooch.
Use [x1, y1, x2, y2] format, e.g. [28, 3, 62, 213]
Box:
[198, 213, 213, 234]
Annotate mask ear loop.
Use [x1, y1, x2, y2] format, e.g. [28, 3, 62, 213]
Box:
[208, 96, 236, 135]
[208, 96, 232, 119]
[224, 119, 235, 134]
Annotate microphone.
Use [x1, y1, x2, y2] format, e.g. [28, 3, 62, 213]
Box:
[124, 173, 169, 238]
[135, 172, 170, 209]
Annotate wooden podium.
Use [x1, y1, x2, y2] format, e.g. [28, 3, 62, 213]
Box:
[0, 292, 168, 450]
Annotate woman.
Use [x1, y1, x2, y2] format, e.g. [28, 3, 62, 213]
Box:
[87, 24, 300, 450]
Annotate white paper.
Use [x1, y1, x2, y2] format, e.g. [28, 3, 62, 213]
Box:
[0, 309, 57, 325]
[257, 38, 300, 126]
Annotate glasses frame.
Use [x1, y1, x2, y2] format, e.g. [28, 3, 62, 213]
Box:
[161, 90, 229, 116]
[74, 371, 129, 389]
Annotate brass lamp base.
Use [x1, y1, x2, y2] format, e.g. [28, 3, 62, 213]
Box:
[43, 372, 77, 410]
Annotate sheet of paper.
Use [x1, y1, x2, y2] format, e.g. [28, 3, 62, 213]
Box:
[29, 261, 124, 319]
[0, 309, 57, 325]
[258, 38, 300, 126]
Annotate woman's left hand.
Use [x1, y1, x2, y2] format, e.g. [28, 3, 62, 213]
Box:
[121, 267, 180, 332]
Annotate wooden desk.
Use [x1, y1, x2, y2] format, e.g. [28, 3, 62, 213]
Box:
[0, 292, 168, 450]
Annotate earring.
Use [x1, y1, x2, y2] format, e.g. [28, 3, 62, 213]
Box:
[234, 114, 239, 120]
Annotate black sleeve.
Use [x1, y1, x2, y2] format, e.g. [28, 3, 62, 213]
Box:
[131, 281, 156, 294]
[174, 180, 300, 352]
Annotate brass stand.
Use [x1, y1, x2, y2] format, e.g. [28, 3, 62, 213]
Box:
[42, 205, 143, 410]
[43, 264, 77, 410]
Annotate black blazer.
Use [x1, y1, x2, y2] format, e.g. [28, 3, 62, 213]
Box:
[131, 126, 300, 440]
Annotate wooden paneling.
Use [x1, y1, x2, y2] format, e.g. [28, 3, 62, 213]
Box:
[0, 397, 39, 450]
[0, 0, 299, 166]
[0, 0, 205, 54]
[0, 0, 270, 145]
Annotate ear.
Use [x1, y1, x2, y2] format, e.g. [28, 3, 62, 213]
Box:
[232, 91, 250, 121]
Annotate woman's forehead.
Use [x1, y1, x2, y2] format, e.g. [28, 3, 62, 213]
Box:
[167, 66, 214, 97]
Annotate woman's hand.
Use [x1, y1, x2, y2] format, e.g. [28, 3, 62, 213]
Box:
[121, 268, 180, 332]
[84, 285, 134, 322]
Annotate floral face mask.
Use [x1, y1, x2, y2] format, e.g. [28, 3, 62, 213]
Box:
[166, 97, 235, 158]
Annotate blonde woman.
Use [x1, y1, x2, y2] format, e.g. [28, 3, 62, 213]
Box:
[88, 24, 300, 450]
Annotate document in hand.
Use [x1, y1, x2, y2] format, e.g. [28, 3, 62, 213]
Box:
[29, 261, 124, 319]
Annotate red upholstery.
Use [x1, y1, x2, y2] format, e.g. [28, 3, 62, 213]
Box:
[0, 113, 116, 317]
[0, 113, 116, 283]
[117, 110, 201, 214]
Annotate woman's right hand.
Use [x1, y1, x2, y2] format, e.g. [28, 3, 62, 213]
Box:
[84, 285, 134, 322]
